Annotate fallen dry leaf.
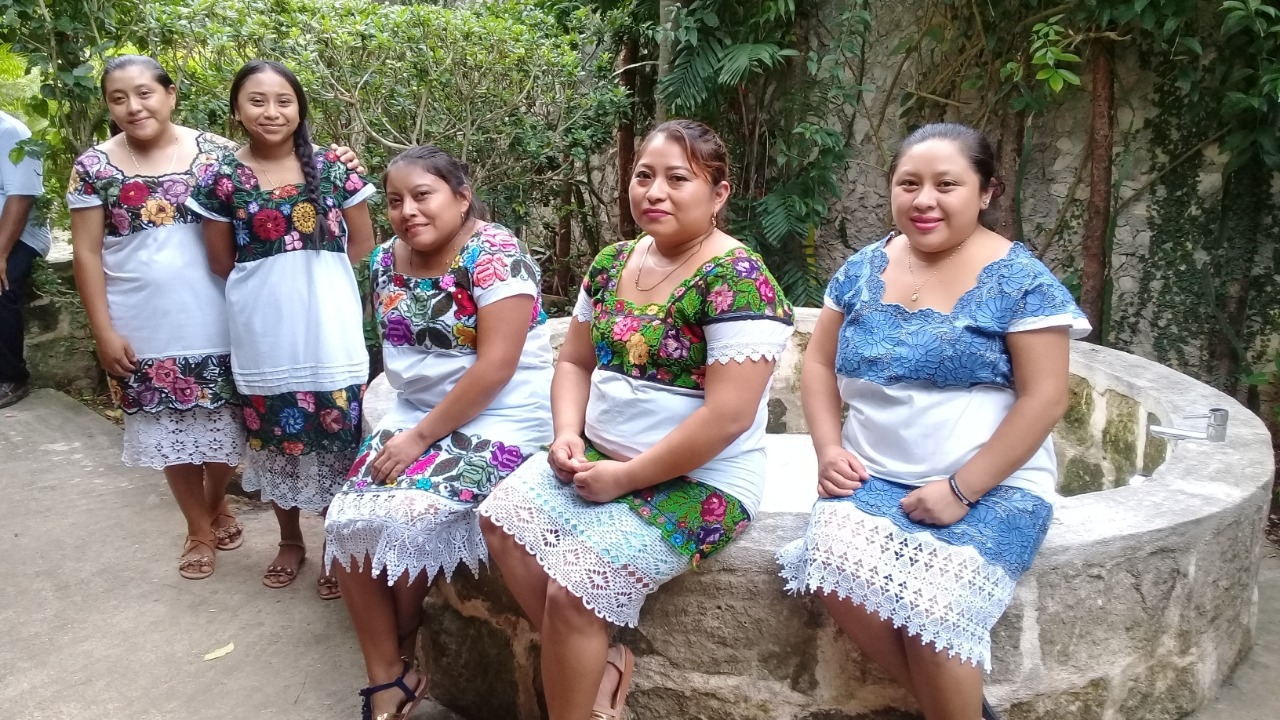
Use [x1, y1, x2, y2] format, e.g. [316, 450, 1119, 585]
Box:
[203, 642, 235, 661]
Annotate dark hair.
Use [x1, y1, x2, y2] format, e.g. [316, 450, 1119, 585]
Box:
[384, 145, 489, 221]
[229, 60, 323, 225]
[100, 55, 176, 136]
[637, 119, 731, 223]
[890, 122, 1004, 228]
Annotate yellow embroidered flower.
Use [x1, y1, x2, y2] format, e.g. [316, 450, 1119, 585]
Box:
[292, 200, 317, 233]
[141, 197, 175, 226]
[626, 331, 650, 365]
[331, 390, 350, 410]
[454, 324, 477, 348]
[249, 437, 263, 451]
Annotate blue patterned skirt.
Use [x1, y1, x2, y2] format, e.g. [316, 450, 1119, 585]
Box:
[777, 477, 1052, 671]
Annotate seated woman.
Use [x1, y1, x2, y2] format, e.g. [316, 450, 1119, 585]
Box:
[479, 119, 794, 720]
[778, 122, 1089, 720]
[324, 145, 555, 720]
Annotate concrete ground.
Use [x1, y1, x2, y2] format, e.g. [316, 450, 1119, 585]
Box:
[0, 390, 457, 720]
[0, 389, 1276, 719]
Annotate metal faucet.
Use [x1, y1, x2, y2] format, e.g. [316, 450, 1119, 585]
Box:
[1149, 408, 1229, 442]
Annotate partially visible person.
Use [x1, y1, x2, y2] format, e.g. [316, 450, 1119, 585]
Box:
[326, 144, 554, 720]
[0, 109, 52, 409]
[189, 59, 376, 600]
[777, 122, 1089, 720]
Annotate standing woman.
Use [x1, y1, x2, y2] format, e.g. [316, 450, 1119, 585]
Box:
[479, 120, 794, 720]
[777, 123, 1089, 720]
[69, 56, 246, 580]
[325, 145, 555, 720]
[188, 60, 376, 598]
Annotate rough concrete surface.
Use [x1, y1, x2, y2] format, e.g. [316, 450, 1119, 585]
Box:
[0, 390, 458, 720]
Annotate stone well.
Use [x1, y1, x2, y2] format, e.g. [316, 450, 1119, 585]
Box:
[362, 308, 1275, 720]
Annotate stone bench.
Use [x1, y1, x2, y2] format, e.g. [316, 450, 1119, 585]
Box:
[362, 308, 1274, 720]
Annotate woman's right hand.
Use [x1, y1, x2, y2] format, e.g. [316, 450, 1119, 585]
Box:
[94, 328, 138, 378]
[548, 434, 588, 483]
[816, 444, 869, 498]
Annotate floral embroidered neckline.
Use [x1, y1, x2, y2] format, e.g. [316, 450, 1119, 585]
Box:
[870, 234, 1022, 318]
[86, 132, 219, 181]
[607, 238, 746, 313]
[387, 224, 492, 281]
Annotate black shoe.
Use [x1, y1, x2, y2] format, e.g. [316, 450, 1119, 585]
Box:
[982, 696, 1001, 720]
[0, 381, 30, 409]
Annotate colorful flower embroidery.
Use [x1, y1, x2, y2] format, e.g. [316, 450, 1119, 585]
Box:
[347, 428, 529, 503]
[581, 242, 792, 389]
[109, 353, 236, 414]
[584, 443, 748, 566]
[243, 384, 364, 455]
[188, 149, 373, 263]
[370, 224, 544, 353]
[68, 134, 235, 238]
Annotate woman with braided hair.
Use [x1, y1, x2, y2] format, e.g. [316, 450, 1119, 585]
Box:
[188, 59, 376, 599]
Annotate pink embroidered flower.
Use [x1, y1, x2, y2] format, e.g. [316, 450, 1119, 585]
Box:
[344, 174, 364, 192]
[700, 492, 727, 523]
[282, 440, 305, 456]
[612, 315, 641, 341]
[692, 366, 706, 388]
[458, 488, 475, 502]
[440, 274, 455, 291]
[146, 358, 181, 389]
[95, 167, 114, 180]
[405, 451, 440, 477]
[755, 275, 776, 305]
[709, 284, 735, 313]
[485, 233, 519, 253]
[170, 376, 199, 405]
[348, 451, 371, 479]
[214, 175, 235, 202]
[326, 208, 343, 236]
[242, 406, 261, 431]
[472, 253, 510, 290]
[297, 392, 316, 412]
[734, 519, 749, 536]
[318, 407, 345, 433]
[284, 231, 303, 251]
[119, 180, 149, 207]
[110, 208, 131, 235]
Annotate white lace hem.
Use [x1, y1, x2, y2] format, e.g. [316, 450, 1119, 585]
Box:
[478, 455, 688, 627]
[241, 448, 354, 512]
[324, 488, 487, 584]
[776, 500, 1016, 671]
[121, 406, 245, 469]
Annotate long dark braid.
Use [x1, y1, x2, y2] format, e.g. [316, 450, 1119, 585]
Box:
[230, 59, 327, 239]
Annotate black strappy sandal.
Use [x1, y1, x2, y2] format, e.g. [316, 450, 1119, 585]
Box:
[358, 660, 428, 720]
[982, 696, 1001, 720]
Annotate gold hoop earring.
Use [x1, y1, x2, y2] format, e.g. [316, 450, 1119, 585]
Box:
[711, 215, 718, 228]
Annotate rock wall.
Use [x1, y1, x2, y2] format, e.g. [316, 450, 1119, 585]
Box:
[21, 233, 100, 394]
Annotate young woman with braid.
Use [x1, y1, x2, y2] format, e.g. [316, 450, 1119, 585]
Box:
[188, 60, 376, 598]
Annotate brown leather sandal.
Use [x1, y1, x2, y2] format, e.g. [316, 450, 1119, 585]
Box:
[262, 540, 306, 589]
[213, 510, 244, 551]
[590, 644, 634, 720]
[179, 536, 217, 580]
[317, 574, 342, 600]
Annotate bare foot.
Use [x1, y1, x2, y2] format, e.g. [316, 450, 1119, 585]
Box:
[262, 541, 306, 588]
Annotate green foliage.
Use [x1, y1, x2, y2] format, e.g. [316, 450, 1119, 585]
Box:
[656, 0, 871, 305]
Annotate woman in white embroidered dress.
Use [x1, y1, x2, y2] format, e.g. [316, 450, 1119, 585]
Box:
[324, 146, 553, 720]
[777, 123, 1090, 720]
[188, 60, 375, 598]
[479, 120, 794, 720]
[69, 56, 245, 580]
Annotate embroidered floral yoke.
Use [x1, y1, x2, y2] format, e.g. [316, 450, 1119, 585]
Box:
[778, 234, 1090, 671]
[480, 240, 794, 627]
[187, 148, 376, 510]
[66, 133, 245, 469]
[325, 226, 555, 583]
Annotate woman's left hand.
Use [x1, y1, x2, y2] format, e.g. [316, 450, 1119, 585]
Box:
[330, 144, 366, 174]
[572, 459, 633, 503]
[900, 477, 970, 526]
[370, 428, 431, 485]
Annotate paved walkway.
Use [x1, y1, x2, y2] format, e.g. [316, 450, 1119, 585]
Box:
[0, 389, 1275, 719]
[0, 390, 456, 720]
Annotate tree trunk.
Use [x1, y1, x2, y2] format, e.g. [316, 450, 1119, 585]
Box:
[993, 106, 1025, 238]
[1080, 43, 1114, 344]
[553, 178, 574, 299]
[656, 0, 681, 122]
[617, 35, 638, 241]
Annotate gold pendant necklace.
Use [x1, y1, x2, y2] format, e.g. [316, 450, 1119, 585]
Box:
[906, 235, 969, 302]
[634, 227, 714, 292]
[124, 134, 180, 176]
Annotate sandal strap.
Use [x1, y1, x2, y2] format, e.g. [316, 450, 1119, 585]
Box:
[358, 661, 413, 720]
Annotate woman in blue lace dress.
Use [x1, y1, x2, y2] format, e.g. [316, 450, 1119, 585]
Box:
[777, 123, 1089, 720]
